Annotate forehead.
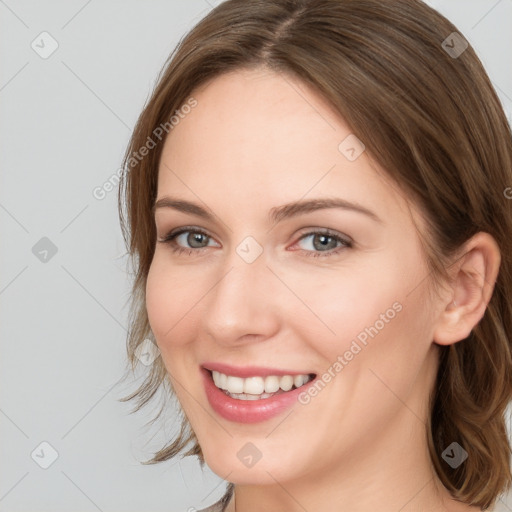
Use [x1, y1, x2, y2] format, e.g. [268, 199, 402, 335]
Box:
[157, 68, 414, 226]
[169, 68, 344, 158]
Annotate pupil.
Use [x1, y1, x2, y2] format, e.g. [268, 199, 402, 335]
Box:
[314, 234, 335, 251]
[189, 233, 207, 248]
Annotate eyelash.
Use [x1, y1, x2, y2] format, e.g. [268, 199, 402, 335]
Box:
[157, 227, 352, 258]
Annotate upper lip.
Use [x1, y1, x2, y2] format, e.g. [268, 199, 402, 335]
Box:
[202, 362, 315, 378]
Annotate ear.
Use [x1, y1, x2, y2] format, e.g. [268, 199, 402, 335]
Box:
[433, 232, 501, 346]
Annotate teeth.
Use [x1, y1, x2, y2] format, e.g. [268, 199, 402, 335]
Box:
[244, 376, 265, 395]
[280, 375, 294, 391]
[294, 374, 306, 388]
[211, 370, 313, 397]
[264, 375, 280, 393]
[228, 392, 275, 400]
[226, 375, 244, 394]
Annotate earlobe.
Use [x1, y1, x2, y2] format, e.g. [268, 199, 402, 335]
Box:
[433, 232, 501, 346]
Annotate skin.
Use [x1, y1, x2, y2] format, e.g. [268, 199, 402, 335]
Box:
[146, 67, 500, 512]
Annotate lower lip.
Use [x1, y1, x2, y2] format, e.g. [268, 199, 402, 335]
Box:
[202, 368, 314, 424]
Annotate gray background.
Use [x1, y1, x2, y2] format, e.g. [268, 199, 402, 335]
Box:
[0, 1, 511, 511]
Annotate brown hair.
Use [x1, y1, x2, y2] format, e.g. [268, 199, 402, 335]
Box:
[117, 0, 512, 508]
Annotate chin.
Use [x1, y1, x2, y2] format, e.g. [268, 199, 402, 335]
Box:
[200, 438, 307, 486]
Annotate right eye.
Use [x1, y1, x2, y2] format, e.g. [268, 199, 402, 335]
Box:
[158, 227, 220, 256]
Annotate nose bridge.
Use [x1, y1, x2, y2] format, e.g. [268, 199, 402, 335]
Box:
[201, 246, 280, 343]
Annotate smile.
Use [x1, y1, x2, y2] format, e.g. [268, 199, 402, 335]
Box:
[212, 370, 314, 400]
[201, 364, 317, 423]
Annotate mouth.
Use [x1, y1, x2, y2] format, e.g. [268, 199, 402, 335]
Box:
[207, 369, 316, 400]
[201, 363, 317, 423]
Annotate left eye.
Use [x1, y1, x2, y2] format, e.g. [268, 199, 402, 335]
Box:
[293, 231, 352, 257]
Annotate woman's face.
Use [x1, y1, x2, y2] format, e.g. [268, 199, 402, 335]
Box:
[146, 68, 442, 485]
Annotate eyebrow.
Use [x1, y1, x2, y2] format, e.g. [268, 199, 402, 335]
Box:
[152, 196, 383, 224]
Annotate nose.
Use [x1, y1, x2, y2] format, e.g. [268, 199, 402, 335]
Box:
[200, 249, 282, 347]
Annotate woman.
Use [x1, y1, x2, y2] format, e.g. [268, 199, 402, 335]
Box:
[118, 1, 512, 510]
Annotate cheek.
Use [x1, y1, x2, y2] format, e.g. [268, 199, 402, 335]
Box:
[145, 261, 198, 398]
[145, 261, 167, 340]
[145, 255, 212, 364]
[145, 257, 188, 348]
[302, 257, 431, 371]
[283, 260, 402, 344]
